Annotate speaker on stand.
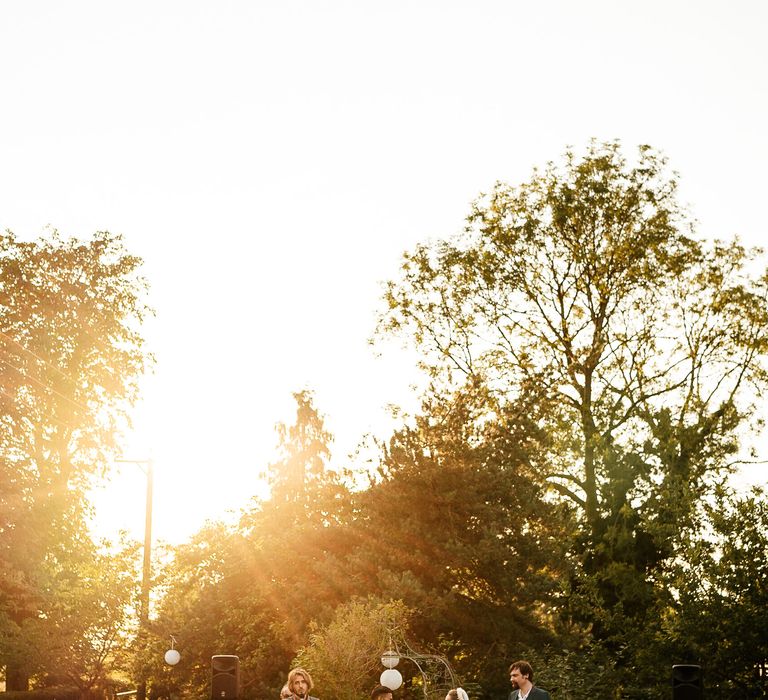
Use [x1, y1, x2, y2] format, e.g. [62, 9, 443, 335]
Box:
[672, 664, 703, 700]
[211, 655, 240, 700]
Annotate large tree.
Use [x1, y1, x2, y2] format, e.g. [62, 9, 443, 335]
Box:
[345, 383, 573, 698]
[0, 229, 152, 690]
[377, 141, 768, 659]
[148, 392, 351, 700]
[150, 385, 571, 700]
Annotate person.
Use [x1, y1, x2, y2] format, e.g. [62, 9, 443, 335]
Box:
[286, 668, 319, 700]
[508, 660, 550, 700]
[279, 685, 292, 699]
[445, 689, 469, 700]
[371, 686, 393, 700]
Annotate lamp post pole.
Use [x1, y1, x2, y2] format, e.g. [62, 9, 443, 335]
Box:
[117, 458, 154, 700]
[139, 460, 153, 633]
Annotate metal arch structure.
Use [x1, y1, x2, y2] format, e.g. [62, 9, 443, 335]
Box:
[383, 630, 459, 700]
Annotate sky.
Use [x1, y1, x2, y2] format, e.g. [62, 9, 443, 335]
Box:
[1, 0, 766, 545]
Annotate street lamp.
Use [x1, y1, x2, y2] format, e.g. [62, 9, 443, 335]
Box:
[116, 458, 154, 700]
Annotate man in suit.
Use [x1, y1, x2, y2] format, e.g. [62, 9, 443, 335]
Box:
[508, 660, 551, 700]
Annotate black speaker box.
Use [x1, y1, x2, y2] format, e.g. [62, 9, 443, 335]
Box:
[673, 664, 703, 700]
[211, 655, 240, 700]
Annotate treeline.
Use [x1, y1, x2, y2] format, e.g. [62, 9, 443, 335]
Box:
[2, 143, 768, 700]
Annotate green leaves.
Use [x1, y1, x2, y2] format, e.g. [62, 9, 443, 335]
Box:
[667, 489, 768, 695]
[0, 230, 152, 692]
[295, 598, 411, 700]
[376, 141, 768, 691]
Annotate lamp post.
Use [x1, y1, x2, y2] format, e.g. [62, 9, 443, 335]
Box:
[116, 458, 154, 700]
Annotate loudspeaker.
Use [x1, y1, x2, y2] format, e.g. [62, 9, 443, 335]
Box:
[211, 655, 240, 700]
[673, 664, 703, 700]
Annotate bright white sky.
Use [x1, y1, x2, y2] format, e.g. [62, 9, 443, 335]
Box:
[1, 0, 766, 545]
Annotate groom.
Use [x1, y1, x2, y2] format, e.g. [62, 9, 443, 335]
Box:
[508, 660, 551, 700]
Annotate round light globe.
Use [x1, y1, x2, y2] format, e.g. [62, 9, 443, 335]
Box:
[380, 669, 403, 690]
[381, 651, 400, 669]
[164, 649, 181, 666]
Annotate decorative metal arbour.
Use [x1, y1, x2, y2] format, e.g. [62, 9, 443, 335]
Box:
[379, 629, 458, 700]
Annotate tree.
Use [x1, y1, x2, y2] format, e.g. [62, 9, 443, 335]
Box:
[147, 381, 572, 698]
[0, 229, 152, 689]
[264, 389, 334, 508]
[41, 538, 142, 700]
[294, 598, 411, 700]
[664, 487, 768, 698]
[149, 392, 350, 700]
[344, 383, 574, 698]
[142, 523, 263, 700]
[377, 141, 768, 661]
[516, 643, 619, 700]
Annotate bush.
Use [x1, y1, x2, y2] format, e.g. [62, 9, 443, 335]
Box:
[1, 687, 81, 700]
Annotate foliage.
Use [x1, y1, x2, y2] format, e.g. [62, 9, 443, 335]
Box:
[662, 487, 768, 698]
[294, 598, 411, 700]
[137, 142, 768, 700]
[376, 141, 768, 664]
[520, 643, 620, 700]
[345, 382, 575, 698]
[140, 524, 252, 700]
[0, 229, 152, 690]
[40, 538, 141, 697]
[265, 389, 334, 507]
[149, 384, 571, 700]
[0, 686, 80, 700]
[147, 392, 351, 700]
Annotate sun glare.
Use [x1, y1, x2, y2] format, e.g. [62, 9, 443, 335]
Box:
[89, 389, 277, 547]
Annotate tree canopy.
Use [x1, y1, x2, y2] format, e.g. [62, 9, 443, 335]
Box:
[3, 144, 767, 699]
[145, 144, 768, 698]
[1, 229, 152, 692]
[376, 141, 768, 690]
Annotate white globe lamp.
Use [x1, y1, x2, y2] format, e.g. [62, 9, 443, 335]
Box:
[381, 651, 400, 669]
[164, 648, 181, 666]
[380, 668, 403, 690]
